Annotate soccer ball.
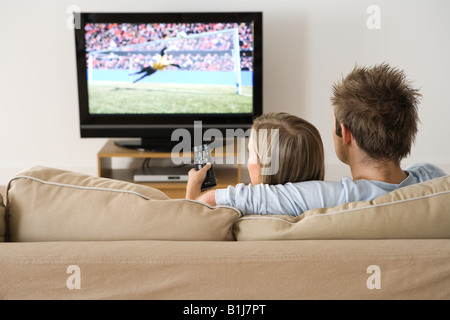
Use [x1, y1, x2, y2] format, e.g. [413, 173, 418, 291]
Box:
[177, 31, 188, 39]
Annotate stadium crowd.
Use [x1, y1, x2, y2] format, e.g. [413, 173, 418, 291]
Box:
[85, 22, 254, 72]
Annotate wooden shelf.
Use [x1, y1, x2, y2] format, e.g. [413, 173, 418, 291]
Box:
[97, 139, 242, 198]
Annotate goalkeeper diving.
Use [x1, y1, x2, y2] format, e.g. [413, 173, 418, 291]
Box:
[129, 47, 181, 83]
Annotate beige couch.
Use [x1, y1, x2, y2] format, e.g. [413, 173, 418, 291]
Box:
[0, 166, 449, 300]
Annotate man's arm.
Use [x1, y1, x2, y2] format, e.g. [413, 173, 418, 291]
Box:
[212, 181, 347, 216]
[189, 172, 346, 216]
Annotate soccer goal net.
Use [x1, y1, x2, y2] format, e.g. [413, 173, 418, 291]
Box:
[87, 28, 244, 94]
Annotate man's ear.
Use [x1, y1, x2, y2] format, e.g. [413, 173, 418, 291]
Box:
[334, 116, 342, 137]
[340, 123, 353, 145]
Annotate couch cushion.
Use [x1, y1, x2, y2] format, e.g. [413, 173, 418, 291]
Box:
[233, 175, 450, 240]
[0, 194, 5, 242]
[1, 240, 450, 300]
[7, 166, 241, 242]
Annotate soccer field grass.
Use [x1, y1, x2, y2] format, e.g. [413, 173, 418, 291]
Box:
[88, 82, 253, 114]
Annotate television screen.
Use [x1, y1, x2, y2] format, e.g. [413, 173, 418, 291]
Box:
[75, 12, 262, 149]
[85, 20, 254, 115]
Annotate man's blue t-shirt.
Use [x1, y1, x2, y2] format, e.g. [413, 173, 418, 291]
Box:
[215, 163, 447, 216]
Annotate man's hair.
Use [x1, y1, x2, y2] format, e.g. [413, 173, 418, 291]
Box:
[251, 112, 325, 184]
[331, 63, 421, 164]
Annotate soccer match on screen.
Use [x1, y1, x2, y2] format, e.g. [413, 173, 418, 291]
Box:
[84, 22, 254, 114]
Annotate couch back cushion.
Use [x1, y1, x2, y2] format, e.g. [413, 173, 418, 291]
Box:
[233, 175, 450, 240]
[0, 194, 5, 242]
[7, 166, 241, 242]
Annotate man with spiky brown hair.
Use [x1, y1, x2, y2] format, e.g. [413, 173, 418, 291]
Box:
[331, 63, 421, 185]
[190, 63, 447, 216]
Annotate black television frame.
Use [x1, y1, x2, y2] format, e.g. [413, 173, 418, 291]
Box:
[75, 12, 263, 150]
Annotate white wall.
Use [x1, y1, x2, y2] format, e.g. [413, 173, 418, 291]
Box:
[0, 0, 449, 184]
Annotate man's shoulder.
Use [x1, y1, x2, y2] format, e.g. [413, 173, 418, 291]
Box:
[404, 163, 447, 183]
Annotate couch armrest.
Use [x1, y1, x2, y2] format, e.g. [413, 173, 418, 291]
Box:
[0, 194, 5, 242]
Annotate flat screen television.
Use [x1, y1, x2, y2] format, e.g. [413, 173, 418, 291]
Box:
[75, 12, 263, 151]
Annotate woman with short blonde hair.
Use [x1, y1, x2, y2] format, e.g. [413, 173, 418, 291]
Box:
[249, 112, 325, 185]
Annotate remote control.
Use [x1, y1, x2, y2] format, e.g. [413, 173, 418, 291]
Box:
[193, 144, 217, 191]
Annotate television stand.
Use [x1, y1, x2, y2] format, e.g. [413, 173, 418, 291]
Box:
[98, 139, 245, 199]
[114, 138, 180, 152]
[114, 137, 236, 152]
